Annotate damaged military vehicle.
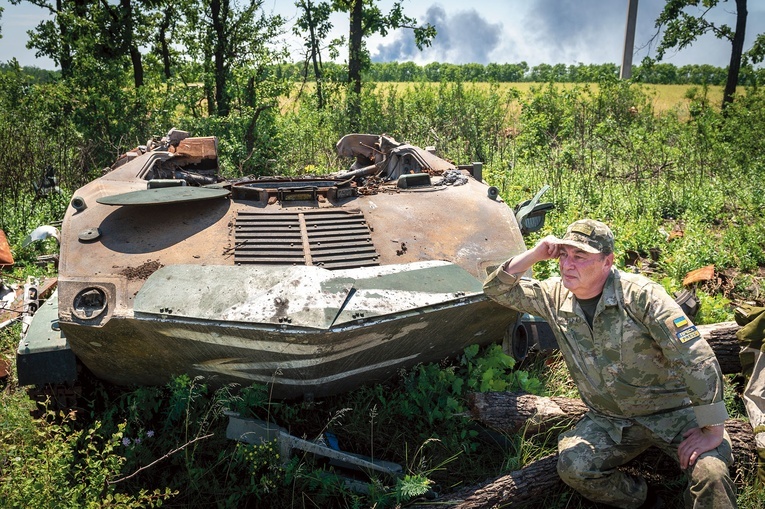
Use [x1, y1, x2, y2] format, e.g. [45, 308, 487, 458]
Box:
[17, 130, 551, 399]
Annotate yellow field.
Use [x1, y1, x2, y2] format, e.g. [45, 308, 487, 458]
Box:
[285, 82, 729, 118]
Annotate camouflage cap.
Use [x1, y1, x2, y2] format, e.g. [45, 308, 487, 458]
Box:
[557, 219, 614, 255]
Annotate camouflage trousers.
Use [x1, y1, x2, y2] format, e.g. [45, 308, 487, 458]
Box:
[557, 416, 736, 509]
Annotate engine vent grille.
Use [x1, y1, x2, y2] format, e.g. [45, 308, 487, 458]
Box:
[234, 210, 379, 270]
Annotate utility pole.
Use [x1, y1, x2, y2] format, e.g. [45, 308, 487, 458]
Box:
[620, 0, 639, 79]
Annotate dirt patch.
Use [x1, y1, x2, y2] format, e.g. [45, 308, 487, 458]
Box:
[118, 260, 164, 281]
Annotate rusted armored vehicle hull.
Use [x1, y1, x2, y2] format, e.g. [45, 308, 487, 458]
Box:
[19, 131, 530, 399]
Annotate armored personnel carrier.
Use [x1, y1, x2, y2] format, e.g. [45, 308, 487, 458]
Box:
[17, 130, 546, 399]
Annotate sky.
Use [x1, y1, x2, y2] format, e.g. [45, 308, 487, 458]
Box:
[2, 0, 765, 70]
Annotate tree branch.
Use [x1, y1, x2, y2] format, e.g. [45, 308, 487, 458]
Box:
[108, 433, 214, 485]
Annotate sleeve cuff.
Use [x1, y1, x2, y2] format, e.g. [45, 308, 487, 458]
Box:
[693, 401, 729, 427]
[496, 260, 520, 285]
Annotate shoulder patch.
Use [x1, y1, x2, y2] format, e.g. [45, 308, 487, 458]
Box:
[665, 315, 700, 344]
[676, 325, 701, 343]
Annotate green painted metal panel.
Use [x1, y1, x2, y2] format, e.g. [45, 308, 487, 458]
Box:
[134, 264, 355, 329]
[16, 290, 78, 386]
[96, 186, 230, 206]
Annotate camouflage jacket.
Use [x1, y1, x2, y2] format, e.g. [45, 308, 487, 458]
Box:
[484, 264, 728, 443]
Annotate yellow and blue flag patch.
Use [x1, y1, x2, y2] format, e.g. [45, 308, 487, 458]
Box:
[666, 315, 701, 344]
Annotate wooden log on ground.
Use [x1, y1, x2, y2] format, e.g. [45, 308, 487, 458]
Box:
[467, 391, 588, 435]
[523, 321, 742, 374]
[697, 321, 742, 374]
[423, 418, 755, 508]
[439, 322, 749, 508]
[445, 454, 561, 509]
[439, 391, 758, 508]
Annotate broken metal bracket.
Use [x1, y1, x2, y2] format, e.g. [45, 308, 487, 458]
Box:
[225, 412, 403, 477]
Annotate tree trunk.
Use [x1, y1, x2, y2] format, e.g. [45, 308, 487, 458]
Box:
[120, 0, 143, 89]
[443, 454, 562, 509]
[524, 321, 742, 374]
[455, 322, 752, 506]
[300, 0, 324, 109]
[243, 74, 271, 161]
[723, 0, 747, 109]
[211, 0, 230, 117]
[468, 391, 587, 435]
[129, 44, 144, 89]
[347, 0, 363, 130]
[432, 420, 755, 508]
[157, 7, 173, 80]
[57, 0, 73, 79]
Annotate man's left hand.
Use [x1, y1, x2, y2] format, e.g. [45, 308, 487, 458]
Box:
[678, 425, 724, 469]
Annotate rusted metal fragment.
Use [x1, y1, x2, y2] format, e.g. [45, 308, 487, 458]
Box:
[119, 260, 163, 281]
[0, 229, 13, 266]
[683, 264, 715, 286]
[171, 136, 218, 164]
[0, 356, 10, 378]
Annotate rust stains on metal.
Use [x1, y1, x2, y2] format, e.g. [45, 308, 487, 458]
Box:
[119, 260, 164, 281]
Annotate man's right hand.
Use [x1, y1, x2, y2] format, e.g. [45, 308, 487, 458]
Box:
[502, 235, 561, 275]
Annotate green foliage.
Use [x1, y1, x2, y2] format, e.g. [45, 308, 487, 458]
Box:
[5, 48, 765, 505]
[0, 403, 174, 508]
[394, 473, 433, 503]
[695, 291, 735, 325]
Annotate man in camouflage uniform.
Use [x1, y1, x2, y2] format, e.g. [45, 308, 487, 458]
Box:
[484, 219, 736, 508]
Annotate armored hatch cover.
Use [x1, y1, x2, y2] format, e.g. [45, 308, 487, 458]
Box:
[96, 186, 230, 206]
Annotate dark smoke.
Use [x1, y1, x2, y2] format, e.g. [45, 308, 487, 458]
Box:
[373, 5, 503, 64]
[370, 0, 758, 67]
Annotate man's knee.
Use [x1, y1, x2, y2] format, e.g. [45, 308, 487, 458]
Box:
[687, 455, 737, 508]
[690, 454, 732, 485]
[557, 443, 595, 485]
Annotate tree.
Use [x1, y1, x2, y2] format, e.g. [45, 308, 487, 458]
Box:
[97, 0, 145, 88]
[294, 0, 333, 109]
[13, 0, 92, 79]
[150, 0, 177, 81]
[653, 0, 765, 108]
[179, 0, 286, 117]
[330, 0, 435, 128]
[15, 0, 149, 88]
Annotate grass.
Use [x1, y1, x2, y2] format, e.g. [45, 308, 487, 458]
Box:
[2, 77, 765, 507]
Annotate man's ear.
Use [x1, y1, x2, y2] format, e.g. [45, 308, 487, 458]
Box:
[603, 253, 614, 270]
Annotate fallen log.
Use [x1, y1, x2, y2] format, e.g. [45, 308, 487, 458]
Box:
[424, 418, 755, 508]
[697, 321, 742, 374]
[429, 323, 749, 508]
[442, 453, 561, 509]
[467, 391, 587, 436]
[430, 392, 757, 508]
